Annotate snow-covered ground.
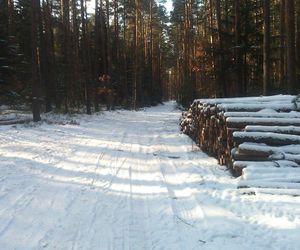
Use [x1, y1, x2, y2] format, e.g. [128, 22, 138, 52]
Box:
[0, 101, 299, 250]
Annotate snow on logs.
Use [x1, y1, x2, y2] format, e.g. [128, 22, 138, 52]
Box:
[0, 112, 32, 125]
[180, 95, 300, 189]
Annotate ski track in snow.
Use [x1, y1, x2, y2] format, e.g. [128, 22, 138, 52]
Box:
[0, 101, 300, 250]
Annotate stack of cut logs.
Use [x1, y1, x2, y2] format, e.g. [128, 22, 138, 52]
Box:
[181, 95, 300, 189]
[0, 111, 32, 125]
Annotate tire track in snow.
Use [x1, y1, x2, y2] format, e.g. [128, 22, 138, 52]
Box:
[37, 141, 113, 249]
[156, 132, 208, 222]
[158, 121, 280, 249]
[154, 118, 261, 248]
[0, 126, 78, 231]
[13, 127, 106, 248]
[0, 189, 35, 237]
[154, 148, 199, 249]
[84, 130, 135, 250]
[90, 130, 128, 191]
[79, 131, 131, 250]
[41, 130, 130, 250]
[137, 132, 182, 250]
[126, 131, 153, 250]
[35, 126, 118, 249]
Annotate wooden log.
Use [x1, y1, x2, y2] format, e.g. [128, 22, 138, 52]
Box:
[233, 158, 300, 178]
[238, 180, 300, 189]
[238, 147, 271, 157]
[243, 174, 300, 182]
[226, 117, 300, 129]
[243, 167, 300, 176]
[245, 125, 300, 135]
[238, 142, 300, 155]
[233, 160, 299, 170]
[242, 163, 300, 182]
[0, 118, 32, 125]
[194, 94, 297, 106]
[227, 128, 241, 135]
[218, 102, 300, 112]
[283, 154, 300, 164]
[233, 131, 300, 145]
[232, 150, 280, 161]
[224, 111, 300, 119]
[183, 95, 300, 181]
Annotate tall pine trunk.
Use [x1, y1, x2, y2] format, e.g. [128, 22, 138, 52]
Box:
[133, 0, 141, 109]
[263, 0, 271, 95]
[285, 0, 297, 93]
[80, 0, 91, 114]
[31, 0, 41, 121]
[280, 0, 285, 90]
[235, 0, 244, 96]
[296, 0, 300, 86]
[215, 0, 226, 97]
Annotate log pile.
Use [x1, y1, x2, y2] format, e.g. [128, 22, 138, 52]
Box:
[0, 111, 32, 125]
[180, 95, 300, 189]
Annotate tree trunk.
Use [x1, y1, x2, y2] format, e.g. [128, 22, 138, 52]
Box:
[42, 0, 54, 112]
[215, 0, 226, 97]
[285, 0, 297, 93]
[7, 0, 15, 38]
[122, 0, 128, 105]
[263, 0, 271, 95]
[80, 0, 91, 114]
[105, 0, 111, 74]
[113, 0, 119, 71]
[71, 0, 81, 107]
[133, 0, 141, 109]
[235, 0, 244, 96]
[149, 0, 154, 103]
[31, 0, 41, 122]
[296, 0, 300, 87]
[280, 0, 285, 90]
[94, 0, 100, 111]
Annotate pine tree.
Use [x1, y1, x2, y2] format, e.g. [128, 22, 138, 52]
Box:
[285, 0, 297, 94]
[31, 0, 41, 121]
[263, 0, 271, 95]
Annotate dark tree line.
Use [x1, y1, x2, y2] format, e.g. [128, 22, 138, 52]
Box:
[169, 0, 300, 106]
[0, 0, 170, 120]
[1, 0, 300, 117]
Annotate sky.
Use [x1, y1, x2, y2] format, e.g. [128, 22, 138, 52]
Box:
[164, 0, 173, 13]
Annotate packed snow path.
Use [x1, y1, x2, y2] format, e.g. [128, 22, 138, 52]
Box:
[0, 102, 300, 250]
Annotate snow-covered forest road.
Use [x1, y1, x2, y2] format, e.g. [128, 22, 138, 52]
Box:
[0, 102, 300, 250]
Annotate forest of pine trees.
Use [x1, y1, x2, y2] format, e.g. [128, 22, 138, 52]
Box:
[0, 0, 300, 119]
[169, 0, 300, 106]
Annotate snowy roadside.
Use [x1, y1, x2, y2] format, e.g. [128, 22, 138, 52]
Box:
[0, 101, 299, 250]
